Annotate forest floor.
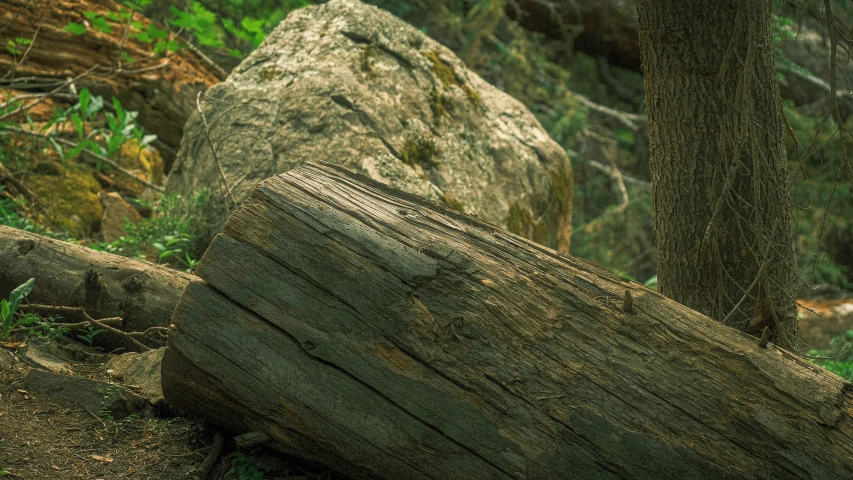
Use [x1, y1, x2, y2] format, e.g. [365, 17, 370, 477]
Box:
[0, 351, 342, 480]
[0, 362, 208, 479]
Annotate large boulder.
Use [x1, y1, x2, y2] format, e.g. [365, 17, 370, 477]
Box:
[166, 0, 572, 252]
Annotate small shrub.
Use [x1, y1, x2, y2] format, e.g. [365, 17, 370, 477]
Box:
[0, 278, 36, 340]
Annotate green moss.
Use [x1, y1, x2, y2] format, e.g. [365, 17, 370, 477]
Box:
[439, 193, 465, 213]
[429, 90, 449, 126]
[257, 66, 283, 83]
[424, 50, 457, 87]
[360, 44, 379, 79]
[548, 167, 573, 217]
[424, 50, 481, 109]
[506, 201, 534, 238]
[462, 84, 481, 108]
[29, 168, 103, 236]
[401, 138, 438, 169]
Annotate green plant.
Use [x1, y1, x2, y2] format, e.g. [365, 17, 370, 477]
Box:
[809, 330, 853, 381]
[66, 0, 184, 55]
[30, 315, 69, 340]
[225, 453, 269, 480]
[54, 89, 156, 168]
[182, 0, 310, 56]
[65, 0, 290, 61]
[97, 384, 120, 421]
[0, 191, 36, 231]
[0, 278, 36, 340]
[90, 192, 207, 271]
[5, 37, 31, 56]
[77, 325, 105, 348]
[0, 89, 157, 192]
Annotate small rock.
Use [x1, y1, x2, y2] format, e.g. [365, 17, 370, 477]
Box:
[99, 192, 143, 242]
[0, 349, 18, 370]
[23, 345, 71, 374]
[105, 347, 165, 406]
[25, 368, 147, 419]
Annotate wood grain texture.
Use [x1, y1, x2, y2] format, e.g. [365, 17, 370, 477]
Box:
[162, 163, 853, 479]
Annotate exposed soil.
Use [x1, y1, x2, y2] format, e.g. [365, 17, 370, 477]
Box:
[0, 358, 210, 479]
[0, 347, 342, 480]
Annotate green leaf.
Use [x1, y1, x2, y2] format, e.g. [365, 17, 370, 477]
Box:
[106, 112, 119, 132]
[64, 23, 87, 35]
[140, 134, 157, 147]
[147, 24, 168, 40]
[1, 299, 10, 322]
[48, 137, 65, 159]
[84, 11, 113, 34]
[163, 40, 184, 53]
[112, 97, 125, 121]
[7, 277, 34, 314]
[68, 142, 88, 160]
[78, 88, 91, 119]
[70, 112, 84, 138]
[14, 315, 38, 327]
[85, 93, 104, 118]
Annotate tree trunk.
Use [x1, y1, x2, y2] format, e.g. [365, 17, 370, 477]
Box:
[637, 0, 798, 347]
[0, 225, 194, 333]
[0, 0, 222, 169]
[161, 162, 853, 480]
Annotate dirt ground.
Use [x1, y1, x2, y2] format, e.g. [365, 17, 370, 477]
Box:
[0, 360, 210, 479]
[0, 350, 342, 480]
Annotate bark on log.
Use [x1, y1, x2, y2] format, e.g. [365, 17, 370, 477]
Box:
[0, 0, 221, 169]
[0, 225, 194, 333]
[162, 162, 853, 480]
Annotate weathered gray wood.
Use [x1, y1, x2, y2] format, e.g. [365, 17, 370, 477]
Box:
[162, 162, 853, 480]
[0, 225, 194, 333]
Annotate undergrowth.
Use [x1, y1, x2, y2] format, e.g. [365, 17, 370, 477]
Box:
[89, 192, 209, 272]
[810, 330, 853, 381]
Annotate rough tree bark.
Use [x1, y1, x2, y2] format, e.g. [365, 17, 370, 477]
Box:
[161, 163, 853, 480]
[637, 0, 798, 347]
[0, 225, 194, 333]
[0, 0, 222, 168]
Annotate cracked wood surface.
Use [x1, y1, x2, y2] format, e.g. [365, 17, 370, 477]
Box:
[162, 162, 853, 480]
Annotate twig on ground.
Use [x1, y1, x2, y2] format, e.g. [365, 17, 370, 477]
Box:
[18, 304, 150, 352]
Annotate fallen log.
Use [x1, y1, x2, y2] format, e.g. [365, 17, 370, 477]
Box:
[162, 162, 853, 479]
[0, 225, 194, 334]
[0, 0, 221, 168]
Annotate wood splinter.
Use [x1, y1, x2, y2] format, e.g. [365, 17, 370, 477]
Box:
[622, 289, 633, 313]
[758, 326, 770, 349]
